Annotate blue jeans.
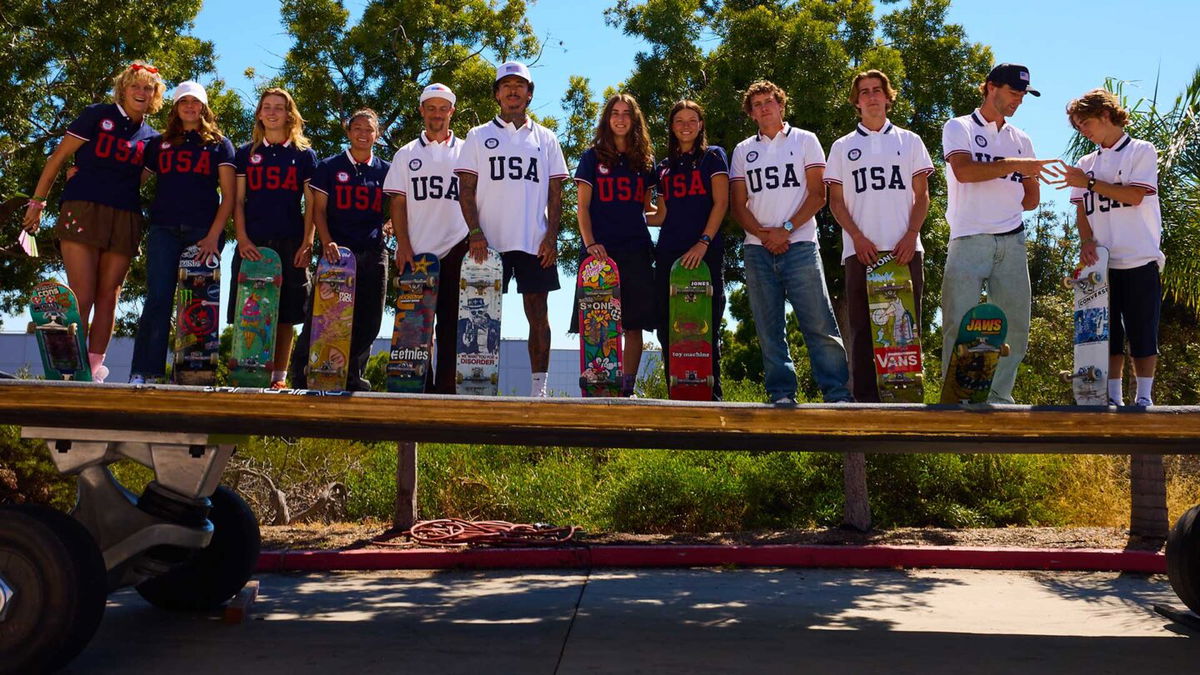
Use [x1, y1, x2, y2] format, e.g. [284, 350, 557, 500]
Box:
[939, 231, 1031, 403]
[743, 242, 852, 402]
[130, 226, 221, 379]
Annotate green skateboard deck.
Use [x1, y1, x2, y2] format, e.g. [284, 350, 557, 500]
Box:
[865, 253, 922, 403]
[940, 302, 1009, 404]
[29, 280, 90, 381]
[229, 247, 282, 388]
[667, 258, 714, 400]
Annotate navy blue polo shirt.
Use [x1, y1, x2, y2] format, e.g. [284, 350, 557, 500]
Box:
[655, 146, 728, 253]
[143, 131, 236, 232]
[574, 148, 656, 250]
[61, 103, 157, 212]
[234, 140, 318, 241]
[310, 151, 391, 252]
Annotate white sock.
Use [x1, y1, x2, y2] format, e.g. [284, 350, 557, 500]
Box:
[1108, 379, 1123, 404]
[272, 370, 287, 383]
[531, 372, 547, 397]
[1136, 377, 1154, 403]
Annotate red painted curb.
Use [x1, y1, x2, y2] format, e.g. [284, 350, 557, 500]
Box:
[257, 545, 1165, 574]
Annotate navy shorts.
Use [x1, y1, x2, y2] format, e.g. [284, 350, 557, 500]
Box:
[228, 236, 312, 326]
[1109, 262, 1161, 358]
[501, 250, 560, 294]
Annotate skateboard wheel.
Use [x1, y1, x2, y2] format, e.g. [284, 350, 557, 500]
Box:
[1000, 343, 1011, 357]
[706, 375, 714, 386]
[494, 279, 502, 291]
[67, 323, 78, 336]
[178, 269, 187, 282]
[1059, 370, 1073, 383]
[1061, 276, 1075, 290]
[955, 344, 968, 358]
[913, 372, 924, 383]
[460, 278, 467, 291]
[26, 321, 35, 334]
[669, 285, 677, 297]
[455, 371, 463, 384]
[490, 373, 498, 385]
[905, 280, 914, 292]
[706, 285, 714, 297]
[210, 353, 220, 366]
[392, 277, 400, 289]
[1088, 271, 1103, 285]
[669, 375, 678, 387]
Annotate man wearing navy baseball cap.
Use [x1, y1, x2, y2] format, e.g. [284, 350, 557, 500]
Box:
[939, 62, 1065, 403]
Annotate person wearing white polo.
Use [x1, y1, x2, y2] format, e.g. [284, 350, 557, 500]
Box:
[826, 69, 933, 403]
[455, 61, 568, 398]
[729, 80, 851, 404]
[385, 83, 470, 394]
[940, 63, 1064, 403]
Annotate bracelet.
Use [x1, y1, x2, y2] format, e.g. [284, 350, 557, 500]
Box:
[469, 227, 483, 236]
[26, 200, 46, 210]
[698, 234, 712, 245]
[1086, 177, 1097, 191]
[1080, 237, 1096, 245]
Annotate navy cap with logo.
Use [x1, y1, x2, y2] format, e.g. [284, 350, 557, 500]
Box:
[987, 63, 1040, 97]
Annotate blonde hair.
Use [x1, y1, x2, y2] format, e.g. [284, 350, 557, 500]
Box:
[848, 69, 897, 112]
[251, 87, 311, 154]
[164, 99, 224, 146]
[742, 81, 787, 116]
[1066, 89, 1130, 129]
[111, 61, 166, 114]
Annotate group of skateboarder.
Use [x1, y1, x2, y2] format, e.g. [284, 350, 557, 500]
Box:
[20, 59, 1165, 405]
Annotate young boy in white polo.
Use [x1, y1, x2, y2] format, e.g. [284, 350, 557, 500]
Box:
[1056, 88, 1163, 406]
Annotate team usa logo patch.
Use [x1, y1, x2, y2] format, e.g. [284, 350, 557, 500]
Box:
[848, 148, 862, 161]
[484, 138, 500, 149]
[409, 158, 422, 171]
[975, 135, 988, 148]
[336, 171, 350, 183]
[161, 141, 171, 149]
[598, 164, 610, 175]
[100, 119, 115, 131]
[746, 151, 759, 163]
[250, 153, 263, 165]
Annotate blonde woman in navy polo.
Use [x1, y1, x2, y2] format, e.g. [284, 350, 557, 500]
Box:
[573, 93, 658, 397]
[22, 61, 165, 381]
[231, 88, 319, 389]
[289, 109, 391, 391]
[647, 100, 729, 400]
[129, 81, 236, 384]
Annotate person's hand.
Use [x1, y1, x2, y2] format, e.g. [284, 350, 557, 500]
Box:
[237, 239, 262, 262]
[852, 232, 879, 266]
[1080, 238, 1099, 267]
[293, 241, 314, 268]
[22, 203, 44, 233]
[394, 240, 414, 273]
[321, 240, 341, 264]
[762, 226, 790, 255]
[382, 219, 394, 238]
[892, 231, 919, 265]
[1050, 164, 1091, 190]
[680, 241, 708, 269]
[469, 232, 489, 263]
[537, 231, 558, 268]
[584, 242, 608, 261]
[1024, 158, 1068, 184]
[196, 233, 221, 260]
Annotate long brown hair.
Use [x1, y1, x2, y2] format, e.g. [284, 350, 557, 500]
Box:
[666, 100, 709, 158]
[592, 93, 653, 173]
[163, 99, 224, 146]
[251, 87, 311, 155]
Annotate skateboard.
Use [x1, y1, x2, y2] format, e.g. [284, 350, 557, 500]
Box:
[578, 255, 622, 397]
[1060, 246, 1110, 405]
[228, 247, 282, 388]
[306, 246, 357, 391]
[865, 252, 923, 403]
[387, 253, 439, 393]
[667, 257, 714, 400]
[29, 280, 91, 381]
[456, 249, 502, 396]
[940, 302, 1010, 404]
[173, 245, 221, 385]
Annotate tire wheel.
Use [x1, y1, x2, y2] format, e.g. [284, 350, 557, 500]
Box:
[135, 486, 260, 611]
[1167, 504, 1200, 614]
[0, 504, 107, 675]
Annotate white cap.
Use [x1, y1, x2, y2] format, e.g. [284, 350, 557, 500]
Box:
[419, 83, 456, 107]
[495, 61, 532, 84]
[172, 80, 208, 106]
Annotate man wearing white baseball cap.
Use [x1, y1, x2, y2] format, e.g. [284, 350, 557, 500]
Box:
[455, 61, 568, 397]
[384, 83, 470, 393]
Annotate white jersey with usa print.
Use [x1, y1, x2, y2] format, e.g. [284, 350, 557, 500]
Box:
[729, 123, 826, 246]
[384, 131, 469, 259]
[1068, 133, 1163, 270]
[942, 109, 1035, 238]
[825, 121, 934, 261]
[454, 116, 569, 255]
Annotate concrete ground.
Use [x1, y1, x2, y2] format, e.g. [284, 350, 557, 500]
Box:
[70, 568, 1197, 674]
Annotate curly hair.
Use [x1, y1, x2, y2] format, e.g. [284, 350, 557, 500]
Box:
[111, 61, 166, 114]
[1066, 89, 1130, 129]
[742, 80, 787, 116]
[592, 93, 654, 173]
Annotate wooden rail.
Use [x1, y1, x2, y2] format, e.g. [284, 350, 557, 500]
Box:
[1, 380, 1199, 454]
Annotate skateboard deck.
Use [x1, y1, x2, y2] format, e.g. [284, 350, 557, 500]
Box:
[29, 280, 90, 381]
[306, 246, 356, 391]
[578, 255, 622, 397]
[865, 253, 923, 403]
[173, 245, 221, 386]
[456, 249, 502, 396]
[1061, 246, 1110, 405]
[667, 258, 714, 401]
[229, 247, 282, 388]
[940, 302, 1009, 404]
[387, 253, 439, 393]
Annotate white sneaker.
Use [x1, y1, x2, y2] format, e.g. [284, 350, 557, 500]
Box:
[772, 396, 797, 405]
[1108, 398, 1123, 407]
[92, 365, 109, 383]
[1134, 396, 1153, 407]
[129, 374, 145, 385]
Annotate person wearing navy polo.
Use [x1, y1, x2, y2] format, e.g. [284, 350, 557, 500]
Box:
[647, 100, 729, 400]
[573, 93, 658, 396]
[290, 109, 391, 391]
[129, 81, 236, 384]
[231, 87, 319, 389]
[22, 61, 165, 382]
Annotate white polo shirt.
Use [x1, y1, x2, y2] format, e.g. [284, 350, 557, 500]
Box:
[825, 120, 934, 261]
[1069, 133, 1163, 270]
[454, 116, 569, 255]
[942, 109, 1035, 238]
[729, 123, 825, 246]
[384, 131, 468, 259]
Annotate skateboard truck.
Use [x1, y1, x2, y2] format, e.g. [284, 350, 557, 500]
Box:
[19, 426, 241, 589]
[1059, 366, 1103, 383]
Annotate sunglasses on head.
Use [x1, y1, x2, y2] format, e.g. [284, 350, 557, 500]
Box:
[129, 63, 159, 74]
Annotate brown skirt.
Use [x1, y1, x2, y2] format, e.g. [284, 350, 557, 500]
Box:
[55, 200, 144, 257]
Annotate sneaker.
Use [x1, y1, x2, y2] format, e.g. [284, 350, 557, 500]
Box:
[129, 374, 145, 385]
[1108, 398, 1123, 407]
[772, 396, 797, 405]
[1134, 396, 1153, 407]
[270, 380, 288, 390]
[92, 365, 109, 383]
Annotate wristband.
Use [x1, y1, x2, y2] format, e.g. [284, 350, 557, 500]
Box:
[1080, 237, 1096, 246]
[1086, 177, 1097, 191]
[469, 227, 483, 236]
[698, 234, 712, 246]
[26, 200, 46, 210]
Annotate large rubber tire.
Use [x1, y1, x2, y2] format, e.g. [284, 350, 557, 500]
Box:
[134, 486, 261, 611]
[0, 504, 107, 675]
[1166, 504, 1200, 614]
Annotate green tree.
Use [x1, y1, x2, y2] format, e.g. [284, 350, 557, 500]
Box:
[0, 0, 247, 324]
